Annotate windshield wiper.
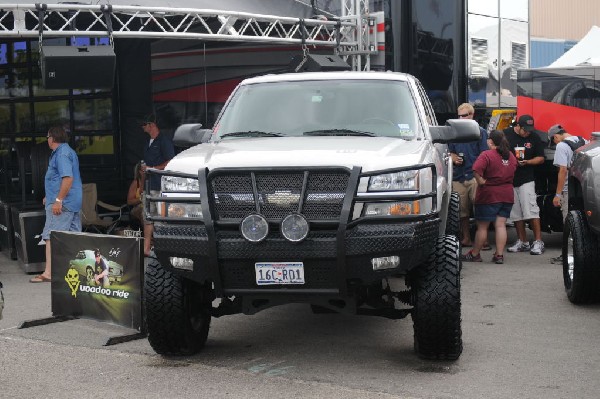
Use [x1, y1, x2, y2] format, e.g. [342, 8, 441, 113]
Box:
[220, 131, 283, 138]
[302, 129, 376, 137]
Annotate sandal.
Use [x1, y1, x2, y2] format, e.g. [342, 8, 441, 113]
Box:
[30, 274, 51, 283]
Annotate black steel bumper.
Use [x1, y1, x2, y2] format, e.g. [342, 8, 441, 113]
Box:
[154, 217, 440, 295]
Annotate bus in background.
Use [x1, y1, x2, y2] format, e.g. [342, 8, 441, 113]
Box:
[517, 66, 600, 139]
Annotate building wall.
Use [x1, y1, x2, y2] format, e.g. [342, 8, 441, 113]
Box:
[531, 0, 600, 41]
[530, 39, 577, 67]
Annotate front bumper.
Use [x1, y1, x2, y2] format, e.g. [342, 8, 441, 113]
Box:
[154, 217, 439, 295]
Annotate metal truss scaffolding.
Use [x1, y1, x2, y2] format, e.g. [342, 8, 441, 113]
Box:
[0, 2, 376, 70]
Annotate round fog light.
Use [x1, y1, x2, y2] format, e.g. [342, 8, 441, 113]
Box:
[281, 213, 309, 242]
[240, 214, 269, 242]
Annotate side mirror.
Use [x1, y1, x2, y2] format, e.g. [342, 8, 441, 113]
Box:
[172, 124, 212, 147]
[430, 119, 481, 144]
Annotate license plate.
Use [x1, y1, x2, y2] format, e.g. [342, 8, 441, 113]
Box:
[255, 262, 305, 285]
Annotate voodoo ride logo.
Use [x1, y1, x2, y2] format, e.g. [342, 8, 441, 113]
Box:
[63, 268, 131, 300]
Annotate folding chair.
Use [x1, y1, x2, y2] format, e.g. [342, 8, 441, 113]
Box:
[80, 183, 127, 235]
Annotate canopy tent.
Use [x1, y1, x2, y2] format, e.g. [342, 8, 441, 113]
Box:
[548, 25, 600, 67]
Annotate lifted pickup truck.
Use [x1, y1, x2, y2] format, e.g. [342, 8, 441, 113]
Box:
[562, 132, 600, 303]
[143, 71, 480, 360]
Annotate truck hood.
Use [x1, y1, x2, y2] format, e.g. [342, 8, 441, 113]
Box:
[167, 137, 430, 174]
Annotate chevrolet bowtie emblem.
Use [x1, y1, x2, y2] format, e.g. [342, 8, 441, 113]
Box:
[266, 191, 300, 206]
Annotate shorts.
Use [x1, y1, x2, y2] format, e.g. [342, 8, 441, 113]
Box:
[144, 189, 160, 225]
[452, 178, 477, 218]
[42, 208, 81, 240]
[474, 203, 513, 222]
[509, 181, 540, 222]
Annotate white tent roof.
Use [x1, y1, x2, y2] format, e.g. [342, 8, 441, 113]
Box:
[548, 25, 600, 67]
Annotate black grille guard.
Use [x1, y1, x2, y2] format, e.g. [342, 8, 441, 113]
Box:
[145, 164, 438, 296]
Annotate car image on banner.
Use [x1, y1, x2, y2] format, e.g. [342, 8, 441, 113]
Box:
[69, 249, 124, 286]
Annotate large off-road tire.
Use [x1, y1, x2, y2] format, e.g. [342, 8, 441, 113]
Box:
[145, 256, 212, 355]
[410, 235, 462, 360]
[445, 192, 461, 238]
[562, 211, 600, 304]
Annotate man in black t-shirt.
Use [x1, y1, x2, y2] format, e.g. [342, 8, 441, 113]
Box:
[503, 115, 546, 255]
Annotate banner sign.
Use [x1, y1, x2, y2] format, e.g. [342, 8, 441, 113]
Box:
[50, 231, 143, 331]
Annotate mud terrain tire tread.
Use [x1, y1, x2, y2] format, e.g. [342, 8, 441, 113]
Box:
[445, 192, 461, 237]
[411, 235, 462, 360]
[563, 211, 600, 304]
[145, 256, 211, 355]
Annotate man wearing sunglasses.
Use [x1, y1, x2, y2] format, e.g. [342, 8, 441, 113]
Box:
[448, 103, 489, 248]
[503, 115, 546, 255]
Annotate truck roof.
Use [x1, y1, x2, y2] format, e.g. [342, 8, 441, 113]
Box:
[241, 71, 413, 85]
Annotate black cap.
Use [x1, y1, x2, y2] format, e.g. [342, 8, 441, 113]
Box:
[140, 112, 157, 126]
[517, 114, 535, 132]
[94, 248, 101, 256]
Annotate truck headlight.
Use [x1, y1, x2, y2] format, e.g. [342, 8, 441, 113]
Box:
[364, 201, 420, 216]
[368, 170, 418, 191]
[161, 176, 199, 192]
[166, 203, 203, 218]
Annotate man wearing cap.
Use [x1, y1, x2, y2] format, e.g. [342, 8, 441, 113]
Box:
[503, 115, 546, 255]
[548, 124, 588, 221]
[141, 113, 175, 256]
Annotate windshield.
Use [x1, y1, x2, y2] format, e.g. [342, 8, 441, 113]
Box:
[215, 79, 422, 140]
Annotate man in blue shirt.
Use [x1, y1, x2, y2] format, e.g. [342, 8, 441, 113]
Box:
[141, 113, 175, 256]
[448, 103, 488, 247]
[30, 126, 82, 283]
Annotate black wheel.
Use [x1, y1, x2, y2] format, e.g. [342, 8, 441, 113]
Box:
[563, 211, 600, 304]
[445, 192, 461, 237]
[410, 235, 462, 360]
[85, 267, 94, 284]
[145, 256, 212, 355]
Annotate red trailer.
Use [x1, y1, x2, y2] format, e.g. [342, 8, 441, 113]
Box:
[517, 66, 600, 139]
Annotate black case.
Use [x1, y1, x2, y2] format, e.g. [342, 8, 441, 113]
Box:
[40, 45, 116, 89]
[11, 207, 46, 273]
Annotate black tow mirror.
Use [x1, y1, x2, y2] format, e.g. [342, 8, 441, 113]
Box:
[172, 124, 212, 148]
[430, 119, 481, 144]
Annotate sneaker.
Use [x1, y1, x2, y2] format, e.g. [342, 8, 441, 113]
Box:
[460, 250, 482, 262]
[507, 239, 531, 253]
[530, 240, 545, 255]
[492, 253, 504, 264]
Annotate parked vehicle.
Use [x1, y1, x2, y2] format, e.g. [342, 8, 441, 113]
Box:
[143, 71, 481, 360]
[562, 132, 600, 303]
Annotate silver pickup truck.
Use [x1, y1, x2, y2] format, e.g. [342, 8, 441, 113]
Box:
[143, 71, 480, 360]
[562, 132, 600, 303]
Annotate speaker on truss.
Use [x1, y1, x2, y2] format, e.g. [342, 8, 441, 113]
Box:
[40, 45, 116, 89]
[289, 53, 351, 72]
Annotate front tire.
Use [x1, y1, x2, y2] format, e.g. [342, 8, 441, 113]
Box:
[563, 211, 600, 304]
[410, 235, 462, 360]
[145, 256, 212, 355]
[445, 192, 461, 237]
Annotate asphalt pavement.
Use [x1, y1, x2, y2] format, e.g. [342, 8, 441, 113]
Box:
[1, 229, 600, 399]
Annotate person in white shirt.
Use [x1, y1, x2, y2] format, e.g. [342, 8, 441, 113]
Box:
[548, 124, 588, 221]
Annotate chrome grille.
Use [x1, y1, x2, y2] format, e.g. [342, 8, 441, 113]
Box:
[210, 170, 349, 221]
